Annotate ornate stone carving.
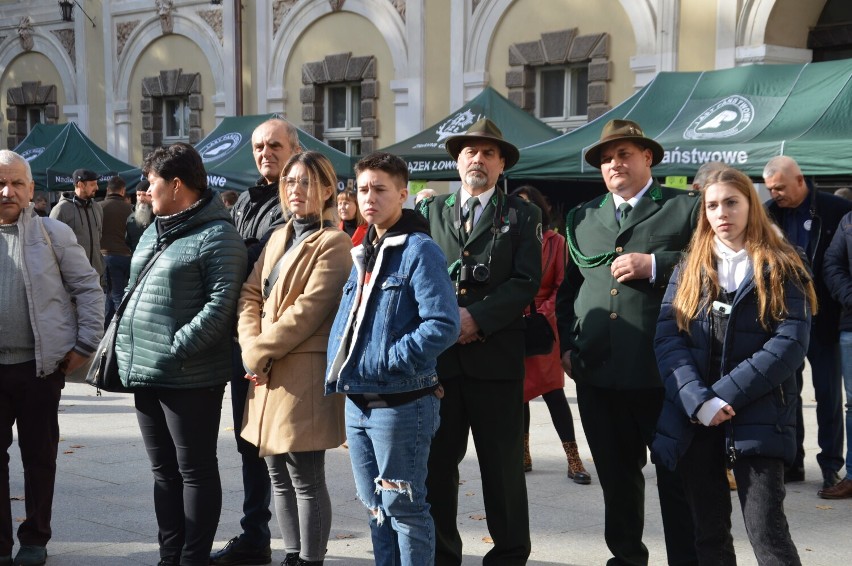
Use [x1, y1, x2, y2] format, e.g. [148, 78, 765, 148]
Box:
[156, 0, 175, 35]
[198, 9, 223, 43]
[50, 29, 76, 66]
[329, 0, 346, 12]
[17, 16, 34, 51]
[273, 0, 298, 36]
[390, 0, 406, 21]
[116, 20, 140, 59]
[472, 0, 483, 14]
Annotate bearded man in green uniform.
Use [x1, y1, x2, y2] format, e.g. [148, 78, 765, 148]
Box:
[556, 120, 699, 566]
[418, 119, 541, 566]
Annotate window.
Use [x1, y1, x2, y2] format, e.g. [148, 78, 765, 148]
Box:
[162, 97, 190, 142]
[536, 65, 589, 131]
[25, 106, 45, 133]
[324, 84, 361, 156]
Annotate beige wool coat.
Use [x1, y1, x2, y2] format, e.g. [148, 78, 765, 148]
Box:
[238, 211, 353, 456]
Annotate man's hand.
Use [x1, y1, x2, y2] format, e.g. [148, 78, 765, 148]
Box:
[610, 252, 652, 283]
[561, 351, 573, 377]
[709, 405, 736, 426]
[457, 307, 481, 344]
[61, 351, 90, 375]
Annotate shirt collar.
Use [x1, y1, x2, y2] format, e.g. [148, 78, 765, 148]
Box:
[612, 177, 653, 208]
[459, 186, 496, 208]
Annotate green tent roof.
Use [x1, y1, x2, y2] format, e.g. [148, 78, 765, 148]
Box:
[511, 59, 852, 180]
[379, 87, 559, 180]
[197, 114, 354, 192]
[14, 123, 141, 191]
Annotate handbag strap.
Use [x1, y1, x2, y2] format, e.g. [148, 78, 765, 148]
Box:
[112, 246, 169, 321]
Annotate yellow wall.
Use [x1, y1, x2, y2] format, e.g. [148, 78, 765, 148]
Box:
[490, 0, 637, 108]
[127, 34, 216, 165]
[0, 51, 66, 144]
[765, 0, 827, 48]
[678, 0, 718, 71]
[284, 11, 395, 147]
[423, 0, 451, 126]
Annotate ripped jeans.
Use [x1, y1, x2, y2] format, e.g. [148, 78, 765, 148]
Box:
[345, 394, 440, 566]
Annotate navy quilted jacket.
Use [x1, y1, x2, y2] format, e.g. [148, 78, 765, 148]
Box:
[116, 195, 247, 389]
[651, 263, 811, 471]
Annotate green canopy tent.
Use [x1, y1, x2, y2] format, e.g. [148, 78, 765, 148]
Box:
[510, 59, 852, 180]
[379, 86, 559, 180]
[15, 122, 142, 191]
[196, 114, 354, 192]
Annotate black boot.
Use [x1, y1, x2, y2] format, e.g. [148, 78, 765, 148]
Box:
[295, 559, 323, 566]
[281, 553, 300, 566]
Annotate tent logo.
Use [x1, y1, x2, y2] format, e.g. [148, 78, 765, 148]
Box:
[435, 110, 482, 142]
[20, 147, 44, 161]
[199, 133, 242, 162]
[684, 95, 754, 140]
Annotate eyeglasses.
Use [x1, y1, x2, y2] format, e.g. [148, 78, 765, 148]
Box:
[283, 177, 311, 190]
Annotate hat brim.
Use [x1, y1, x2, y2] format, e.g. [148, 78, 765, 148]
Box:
[584, 135, 664, 169]
[445, 134, 520, 170]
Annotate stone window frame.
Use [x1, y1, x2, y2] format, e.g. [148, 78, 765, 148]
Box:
[140, 69, 203, 156]
[5, 81, 59, 148]
[506, 29, 611, 131]
[300, 52, 378, 156]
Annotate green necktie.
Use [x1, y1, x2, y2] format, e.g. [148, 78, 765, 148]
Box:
[464, 196, 480, 234]
[618, 202, 632, 226]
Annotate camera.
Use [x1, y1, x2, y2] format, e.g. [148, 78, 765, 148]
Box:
[459, 263, 490, 285]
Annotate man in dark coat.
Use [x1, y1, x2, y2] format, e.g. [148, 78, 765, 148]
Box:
[418, 119, 541, 566]
[555, 119, 698, 566]
[763, 155, 852, 490]
[210, 118, 301, 566]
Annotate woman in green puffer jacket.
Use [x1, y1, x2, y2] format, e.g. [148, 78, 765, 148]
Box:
[115, 143, 247, 566]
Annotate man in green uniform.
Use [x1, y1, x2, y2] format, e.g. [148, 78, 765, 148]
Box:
[418, 119, 541, 566]
[556, 120, 698, 566]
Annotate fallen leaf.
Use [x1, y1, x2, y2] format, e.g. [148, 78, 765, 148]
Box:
[14, 517, 23, 523]
[482, 536, 494, 544]
[10, 495, 24, 501]
[70, 445, 84, 449]
[63, 450, 74, 454]
[815, 505, 833, 510]
[335, 533, 355, 539]
[224, 427, 234, 432]
[469, 514, 486, 521]
[465, 492, 476, 497]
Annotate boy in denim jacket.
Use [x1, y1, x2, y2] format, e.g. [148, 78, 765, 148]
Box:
[326, 152, 459, 566]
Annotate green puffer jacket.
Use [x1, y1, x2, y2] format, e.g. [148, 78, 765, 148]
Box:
[116, 194, 248, 389]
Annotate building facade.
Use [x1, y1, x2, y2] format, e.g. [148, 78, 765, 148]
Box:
[0, 0, 848, 167]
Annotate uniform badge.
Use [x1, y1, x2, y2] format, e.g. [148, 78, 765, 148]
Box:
[536, 223, 543, 243]
[803, 219, 812, 232]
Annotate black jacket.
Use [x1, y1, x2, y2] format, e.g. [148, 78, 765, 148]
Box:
[766, 189, 852, 342]
[823, 210, 852, 332]
[231, 180, 285, 276]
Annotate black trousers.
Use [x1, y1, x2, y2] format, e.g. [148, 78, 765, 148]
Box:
[0, 361, 63, 556]
[576, 384, 697, 566]
[426, 377, 530, 566]
[135, 384, 225, 566]
[229, 346, 272, 547]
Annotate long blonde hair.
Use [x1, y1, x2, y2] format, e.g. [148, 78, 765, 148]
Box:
[672, 167, 817, 332]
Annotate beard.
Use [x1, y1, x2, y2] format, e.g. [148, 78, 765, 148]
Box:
[134, 203, 154, 226]
[464, 170, 489, 189]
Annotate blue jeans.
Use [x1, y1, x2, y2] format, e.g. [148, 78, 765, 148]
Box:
[345, 394, 440, 566]
[841, 331, 852, 480]
[104, 254, 131, 322]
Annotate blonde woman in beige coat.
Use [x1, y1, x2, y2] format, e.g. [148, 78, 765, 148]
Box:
[237, 151, 352, 566]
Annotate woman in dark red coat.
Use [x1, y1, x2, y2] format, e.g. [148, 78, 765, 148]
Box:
[337, 187, 367, 246]
[511, 186, 591, 484]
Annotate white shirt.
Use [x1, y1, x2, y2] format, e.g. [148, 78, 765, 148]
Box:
[459, 186, 496, 230]
[696, 239, 753, 426]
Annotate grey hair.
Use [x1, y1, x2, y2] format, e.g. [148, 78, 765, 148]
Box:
[258, 117, 302, 153]
[0, 149, 33, 183]
[763, 155, 801, 180]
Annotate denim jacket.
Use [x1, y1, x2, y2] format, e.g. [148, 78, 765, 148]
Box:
[325, 231, 460, 395]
